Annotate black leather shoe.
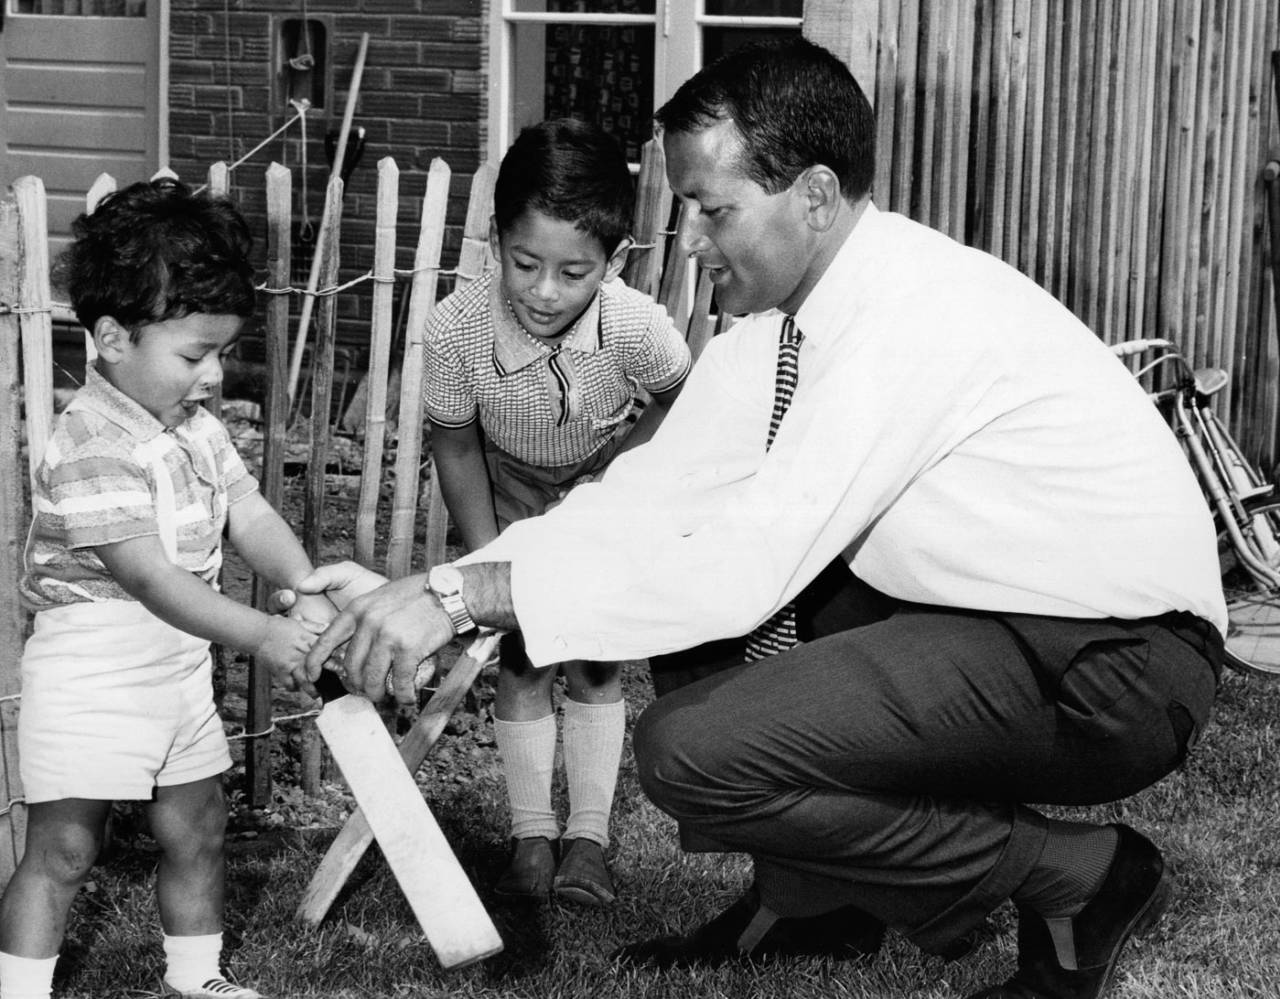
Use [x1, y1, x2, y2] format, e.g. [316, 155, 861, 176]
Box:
[967, 824, 1171, 999]
[494, 836, 558, 900]
[613, 887, 884, 969]
[553, 837, 616, 906]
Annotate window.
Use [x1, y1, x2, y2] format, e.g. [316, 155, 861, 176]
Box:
[14, 0, 145, 13]
[487, 0, 803, 165]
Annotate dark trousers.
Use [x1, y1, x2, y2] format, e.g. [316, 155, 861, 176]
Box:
[639, 562, 1220, 953]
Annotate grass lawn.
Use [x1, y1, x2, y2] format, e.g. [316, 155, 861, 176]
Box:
[46, 651, 1280, 999]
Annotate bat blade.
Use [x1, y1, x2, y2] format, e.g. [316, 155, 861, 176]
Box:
[297, 631, 501, 927]
[314, 693, 503, 968]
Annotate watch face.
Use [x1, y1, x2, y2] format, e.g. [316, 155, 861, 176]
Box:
[430, 564, 464, 595]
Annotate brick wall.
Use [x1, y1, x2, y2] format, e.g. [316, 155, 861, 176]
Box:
[168, 0, 488, 367]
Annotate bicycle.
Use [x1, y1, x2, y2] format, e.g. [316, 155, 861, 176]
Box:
[1112, 337, 1280, 678]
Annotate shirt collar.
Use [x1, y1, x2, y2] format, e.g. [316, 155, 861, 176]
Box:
[793, 201, 883, 346]
[74, 366, 170, 442]
[490, 274, 602, 376]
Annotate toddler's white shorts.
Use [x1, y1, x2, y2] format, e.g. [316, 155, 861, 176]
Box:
[19, 599, 233, 803]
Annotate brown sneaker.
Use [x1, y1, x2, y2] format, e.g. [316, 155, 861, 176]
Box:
[494, 836, 558, 900]
[553, 837, 616, 906]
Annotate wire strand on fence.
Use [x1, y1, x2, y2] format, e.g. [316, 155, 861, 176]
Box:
[2, 257, 491, 317]
[0, 690, 325, 747]
[193, 101, 312, 197]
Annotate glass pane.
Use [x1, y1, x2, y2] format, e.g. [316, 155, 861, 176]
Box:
[15, 0, 145, 14]
[512, 0, 657, 14]
[511, 21, 656, 163]
[705, 0, 802, 14]
[702, 23, 801, 64]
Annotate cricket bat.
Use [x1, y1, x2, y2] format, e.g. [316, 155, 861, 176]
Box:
[297, 631, 501, 929]
[310, 634, 504, 969]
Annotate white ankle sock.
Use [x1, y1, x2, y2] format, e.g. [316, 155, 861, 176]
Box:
[162, 932, 223, 992]
[494, 714, 560, 840]
[562, 698, 625, 847]
[0, 951, 58, 999]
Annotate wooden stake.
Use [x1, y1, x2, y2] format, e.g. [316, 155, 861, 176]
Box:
[918, 1, 940, 227]
[386, 159, 450, 581]
[1092, 0, 1122, 342]
[950, 0, 976, 244]
[872, 0, 901, 206]
[1001, 0, 1030, 268]
[302, 176, 343, 567]
[354, 158, 400, 568]
[1019, 0, 1047, 280]
[1127, 0, 1160, 342]
[1222, 0, 1262, 432]
[1039, 1, 1064, 292]
[622, 139, 671, 298]
[0, 195, 29, 884]
[287, 32, 370, 404]
[1142, 0, 1176, 350]
[246, 162, 294, 807]
[1159, 0, 1199, 352]
[891, 0, 920, 215]
[970, 0, 994, 247]
[423, 163, 495, 576]
[13, 177, 53, 493]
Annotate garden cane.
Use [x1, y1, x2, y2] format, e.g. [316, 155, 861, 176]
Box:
[309, 630, 504, 968]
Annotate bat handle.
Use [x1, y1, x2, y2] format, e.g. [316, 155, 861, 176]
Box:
[315, 667, 348, 703]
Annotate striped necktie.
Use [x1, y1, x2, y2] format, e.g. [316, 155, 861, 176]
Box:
[743, 316, 804, 662]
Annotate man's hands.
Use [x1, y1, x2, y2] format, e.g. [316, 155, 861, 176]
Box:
[304, 569, 455, 705]
[272, 561, 455, 706]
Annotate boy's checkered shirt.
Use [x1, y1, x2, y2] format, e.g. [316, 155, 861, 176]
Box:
[424, 272, 691, 468]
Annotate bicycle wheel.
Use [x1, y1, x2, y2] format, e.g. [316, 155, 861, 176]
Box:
[1216, 497, 1280, 679]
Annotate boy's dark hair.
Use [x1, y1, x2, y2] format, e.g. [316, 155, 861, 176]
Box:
[493, 118, 635, 255]
[655, 36, 876, 202]
[60, 178, 256, 337]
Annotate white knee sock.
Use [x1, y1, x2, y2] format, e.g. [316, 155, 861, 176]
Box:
[162, 932, 223, 992]
[0, 951, 58, 999]
[494, 714, 559, 840]
[562, 698, 626, 847]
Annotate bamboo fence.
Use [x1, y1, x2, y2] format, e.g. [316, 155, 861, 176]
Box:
[2, 0, 1279, 884]
[0, 154, 504, 881]
[865, 0, 1280, 462]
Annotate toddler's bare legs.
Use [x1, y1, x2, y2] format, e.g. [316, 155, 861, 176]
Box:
[0, 799, 112, 957]
[146, 776, 227, 936]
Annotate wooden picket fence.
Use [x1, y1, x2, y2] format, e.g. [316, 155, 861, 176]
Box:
[0, 137, 718, 883]
[860, 0, 1280, 461]
[2, 0, 1278, 884]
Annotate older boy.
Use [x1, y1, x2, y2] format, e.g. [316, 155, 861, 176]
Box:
[425, 118, 690, 904]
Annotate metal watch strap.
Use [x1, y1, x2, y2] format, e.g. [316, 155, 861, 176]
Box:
[436, 589, 476, 636]
[426, 566, 477, 636]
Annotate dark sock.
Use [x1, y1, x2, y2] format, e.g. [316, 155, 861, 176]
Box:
[1012, 820, 1119, 919]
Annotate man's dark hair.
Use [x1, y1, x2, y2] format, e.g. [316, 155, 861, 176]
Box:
[60, 178, 256, 337]
[493, 117, 635, 255]
[655, 36, 875, 202]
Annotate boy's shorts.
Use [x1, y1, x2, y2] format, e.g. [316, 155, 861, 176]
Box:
[484, 434, 624, 529]
[19, 599, 233, 803]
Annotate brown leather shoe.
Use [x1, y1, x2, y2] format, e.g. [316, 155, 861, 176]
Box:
[553, 837, 616, 906]
[494, 836, 558, 900]
[613, 886, 884, 969]
[967, 824, 1171, 999]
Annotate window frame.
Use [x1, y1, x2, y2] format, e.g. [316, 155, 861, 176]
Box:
[485, 1, 804, 166]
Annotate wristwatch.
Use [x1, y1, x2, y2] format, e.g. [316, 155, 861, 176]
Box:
[426, 563, 478, 637]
